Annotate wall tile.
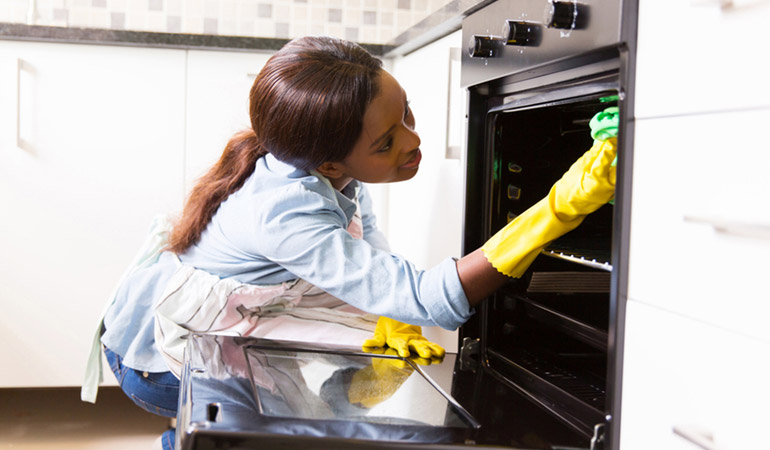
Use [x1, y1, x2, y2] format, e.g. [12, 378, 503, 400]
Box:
[145, 13, 164, 30]
[258, 3, 273, 18]
[53, 8, 69, 22]
[167, 15, 182, 32]
[110, 11, 125, 29]
[345, 27, 359, 41]
[275, 22, 289, 38]
[0, 0, 447, 43]
[328, 8, 342, 23]
[166, 0, 182, 14]
[203, 17, 218, 33]
[292, 5, 308, 20]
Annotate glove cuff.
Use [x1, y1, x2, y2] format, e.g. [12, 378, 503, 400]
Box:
[482, 195, 584, 278]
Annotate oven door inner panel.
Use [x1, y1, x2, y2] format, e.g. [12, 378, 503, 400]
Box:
[480, 90, 619, 439]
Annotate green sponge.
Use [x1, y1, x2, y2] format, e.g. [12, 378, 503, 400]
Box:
[589, 106, 619, 142]
[589, 106, 619, 204]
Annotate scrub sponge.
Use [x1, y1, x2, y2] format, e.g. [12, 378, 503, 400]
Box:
[589, 106, 619, 204]
[590, 106, 619, 144]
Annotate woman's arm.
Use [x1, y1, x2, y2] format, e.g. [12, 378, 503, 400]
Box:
[456, 137, 618, 307]
[455, 249, 509, 307]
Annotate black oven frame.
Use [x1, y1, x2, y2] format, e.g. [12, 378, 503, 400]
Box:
[459, 2, 639, 445]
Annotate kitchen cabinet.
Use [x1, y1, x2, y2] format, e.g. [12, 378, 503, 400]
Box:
[634, 0, 770, 118]
[622, 1, 770, 447]
[0, 41, 272, 387]
[620, 301, 769, 450]
[0, 40, 187, 387]
[387, 30, 464, 352]
[627, 110, 770, 342]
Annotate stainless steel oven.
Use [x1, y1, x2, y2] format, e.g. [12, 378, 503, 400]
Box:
[460, 0, 637, 448]
[176, 1, 638, 449]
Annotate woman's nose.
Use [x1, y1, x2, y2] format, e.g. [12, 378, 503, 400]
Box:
[402, 127, 421, 151]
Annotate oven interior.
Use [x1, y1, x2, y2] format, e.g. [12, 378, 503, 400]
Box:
[461, 91, 619, 444]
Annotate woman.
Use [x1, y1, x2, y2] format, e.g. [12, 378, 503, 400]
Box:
[83, 35, 616, 450]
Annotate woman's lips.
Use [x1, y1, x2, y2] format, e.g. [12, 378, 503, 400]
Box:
[400, 149, 422, 169]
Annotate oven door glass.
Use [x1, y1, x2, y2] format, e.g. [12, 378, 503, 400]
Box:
[243, 345, 471, 428]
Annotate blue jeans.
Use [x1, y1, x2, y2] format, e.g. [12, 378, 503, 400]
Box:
[104, 346, 178, 450]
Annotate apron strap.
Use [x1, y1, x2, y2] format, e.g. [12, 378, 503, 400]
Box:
[81, 215, 172, 403]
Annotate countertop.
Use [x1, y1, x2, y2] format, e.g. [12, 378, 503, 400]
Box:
[0, 0, 492, 57]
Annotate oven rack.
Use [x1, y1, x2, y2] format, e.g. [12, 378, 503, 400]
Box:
[516, 295, 608, 351]
[541, 247, 612, 271]
[486, 347, 606, 436]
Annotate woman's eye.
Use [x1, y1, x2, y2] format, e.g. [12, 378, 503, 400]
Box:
[378, 137, 393, 153]
[404, 101, 411, 120]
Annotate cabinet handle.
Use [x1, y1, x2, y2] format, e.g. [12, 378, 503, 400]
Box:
[673, 425, 728, 450]
[691, 0, 769, 9]
[15, 57, 22, 149]
[684, 215, 770, 240]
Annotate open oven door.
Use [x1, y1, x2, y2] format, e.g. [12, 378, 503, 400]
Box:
[177, 334, 589, 450]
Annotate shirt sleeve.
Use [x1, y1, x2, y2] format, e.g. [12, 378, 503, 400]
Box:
[252, 183, 473, 331]
[357, 184, 390, 252]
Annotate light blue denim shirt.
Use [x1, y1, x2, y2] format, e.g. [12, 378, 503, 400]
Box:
[102, 153, 472, 372]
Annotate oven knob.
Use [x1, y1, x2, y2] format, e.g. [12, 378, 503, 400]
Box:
[468, 35, 505, 58]
[544, 1, 589, 30]
[503, 20, 542, 46]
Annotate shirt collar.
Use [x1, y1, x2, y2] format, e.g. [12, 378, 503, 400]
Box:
[264, 153, 359, 222]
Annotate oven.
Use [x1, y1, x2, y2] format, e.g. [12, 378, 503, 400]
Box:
[459, 0, 637, 448]
[176, 1, 638, 449]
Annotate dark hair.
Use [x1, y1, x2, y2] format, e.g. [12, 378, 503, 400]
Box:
[167, 36, 383, 253]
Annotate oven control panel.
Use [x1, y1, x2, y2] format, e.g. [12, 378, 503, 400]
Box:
[461, 0, 622, 88]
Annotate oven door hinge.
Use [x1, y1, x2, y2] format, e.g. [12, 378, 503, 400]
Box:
[590, 422, 606, 450]
[459, 337, 480, 372]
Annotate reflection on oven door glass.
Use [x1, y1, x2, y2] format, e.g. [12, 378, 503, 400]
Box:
[245, 347, 465, 427]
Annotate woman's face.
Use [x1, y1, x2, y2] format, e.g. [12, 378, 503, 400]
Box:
[322, 70, 421, 188]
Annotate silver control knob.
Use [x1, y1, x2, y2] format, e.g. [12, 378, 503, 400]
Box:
[468, 35, 505, 58]
[503, 20, 542, 46]
[544, 1, 589, 30]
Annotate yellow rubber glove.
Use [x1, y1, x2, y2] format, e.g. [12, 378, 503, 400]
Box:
[348, 348, 414, 408]
[482, 138, 617, 278]
[362, 316, 446, 359]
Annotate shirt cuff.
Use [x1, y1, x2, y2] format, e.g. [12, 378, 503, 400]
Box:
[422, 257, 474, 330]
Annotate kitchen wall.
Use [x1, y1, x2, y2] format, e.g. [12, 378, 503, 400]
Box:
[1, 0, 450, 44]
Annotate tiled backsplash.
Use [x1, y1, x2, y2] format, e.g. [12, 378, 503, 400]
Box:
[2, 0, 449, 44]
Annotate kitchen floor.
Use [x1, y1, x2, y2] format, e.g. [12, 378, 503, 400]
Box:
[0, 387, 170, 449]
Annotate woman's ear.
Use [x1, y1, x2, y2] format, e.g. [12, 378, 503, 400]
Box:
[315, 161, 345, 179]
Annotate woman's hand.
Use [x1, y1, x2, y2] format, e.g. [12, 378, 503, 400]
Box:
[362, 316, 445, 359]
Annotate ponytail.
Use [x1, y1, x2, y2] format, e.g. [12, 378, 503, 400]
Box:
[167, 129, 265, 254]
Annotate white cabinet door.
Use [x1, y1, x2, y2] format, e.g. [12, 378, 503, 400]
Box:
[635, 0, 770, 119]
[0, 41, 186, 387]
[628, 108, 770, 342]
[388, 30, 464, 353]
[184, 50, 272, 191]
[620, 300, 770, 450]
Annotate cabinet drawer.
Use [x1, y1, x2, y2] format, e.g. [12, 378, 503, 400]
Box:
[628, 109, 770, 341]
[620, 300, 770, 450]
[635, 0, 770, 118]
